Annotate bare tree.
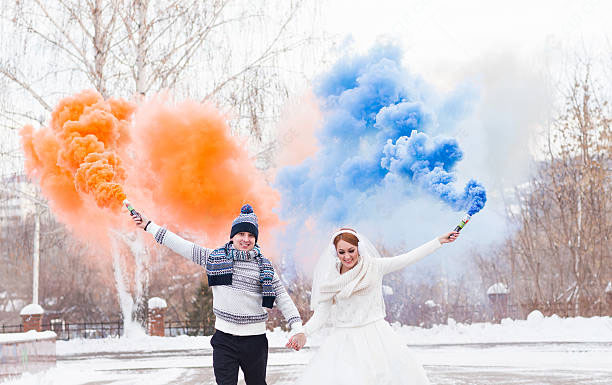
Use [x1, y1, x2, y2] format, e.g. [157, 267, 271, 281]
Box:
[546, 65, 611, 313]
[1, 0, 323, 138]
[0, 194, 115, 324]
[477, 64, 612, 317]
[0, 0, 325, 325]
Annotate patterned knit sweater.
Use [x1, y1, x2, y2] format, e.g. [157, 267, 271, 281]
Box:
[146, 222, 304, 336]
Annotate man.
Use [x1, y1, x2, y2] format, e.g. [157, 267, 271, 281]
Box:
[131, 203, 306, 385]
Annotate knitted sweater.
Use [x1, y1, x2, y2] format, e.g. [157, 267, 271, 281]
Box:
[304, 238, 442, 336]
[146, 222, 304, 336]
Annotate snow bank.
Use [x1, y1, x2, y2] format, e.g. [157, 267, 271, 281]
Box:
[393, 315, 612, 345]
[526, 310, 544, 321]
[0, 330, 56, 344]
[268, 315, 612, 348]
[55, 315, 612, 356]
[56, 334, 212, 356]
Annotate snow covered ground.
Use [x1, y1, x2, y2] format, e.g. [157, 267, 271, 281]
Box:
[2, 315, 612, 385]
[0, 330, 56, 344]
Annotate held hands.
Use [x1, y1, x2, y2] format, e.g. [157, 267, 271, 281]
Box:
[439, 231, 459, 244]
[285, 332, 307, 351]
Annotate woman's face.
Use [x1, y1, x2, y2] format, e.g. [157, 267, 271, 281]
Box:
[336, 239, 359, 271]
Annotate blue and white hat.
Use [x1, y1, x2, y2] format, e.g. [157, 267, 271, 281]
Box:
[230, 204, 259, 242]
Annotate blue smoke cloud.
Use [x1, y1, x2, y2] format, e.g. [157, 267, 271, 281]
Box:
[276, 43, 486, 225]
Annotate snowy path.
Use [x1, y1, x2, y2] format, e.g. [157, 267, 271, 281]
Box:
[5, 342, 611, 385]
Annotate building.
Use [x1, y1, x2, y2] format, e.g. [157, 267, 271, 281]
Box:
[0, 173, 38, 228]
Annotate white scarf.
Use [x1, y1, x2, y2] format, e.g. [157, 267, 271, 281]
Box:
[317, 257, 377, 304]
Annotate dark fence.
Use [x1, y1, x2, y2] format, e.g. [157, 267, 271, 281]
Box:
[1, 324, 23, 333]
[388, 301, 610, 328]
[0, 320, 124, 340]
[0, 320, 211, 339]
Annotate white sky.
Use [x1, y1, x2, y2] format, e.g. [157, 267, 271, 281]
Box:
[321, 0, 612, 90]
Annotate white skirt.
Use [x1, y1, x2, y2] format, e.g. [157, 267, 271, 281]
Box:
[296, 319, 430, 385]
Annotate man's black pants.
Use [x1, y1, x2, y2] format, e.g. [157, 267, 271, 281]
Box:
[211, 330, 268, 385]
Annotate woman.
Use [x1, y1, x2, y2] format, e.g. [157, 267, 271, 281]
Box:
[287, 228, 459, 385]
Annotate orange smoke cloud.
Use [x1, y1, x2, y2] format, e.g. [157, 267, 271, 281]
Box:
[22, 90, 281, 248]
[126, 95, 280, 244]
[22, 90, 133, 216]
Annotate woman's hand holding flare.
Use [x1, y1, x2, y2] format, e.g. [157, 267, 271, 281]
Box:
[439, 231, 459, 244]
[286, 332, 307, 351]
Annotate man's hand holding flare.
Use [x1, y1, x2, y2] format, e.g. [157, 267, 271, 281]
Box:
[124, 199, 149, 230]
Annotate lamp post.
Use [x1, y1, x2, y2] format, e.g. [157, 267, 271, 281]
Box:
[33, 212, 40, 305]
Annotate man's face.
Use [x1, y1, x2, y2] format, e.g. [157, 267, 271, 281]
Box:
[232, 232, 256, 251]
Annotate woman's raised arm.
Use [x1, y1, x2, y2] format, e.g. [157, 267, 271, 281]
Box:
[376, 231, 459, 275]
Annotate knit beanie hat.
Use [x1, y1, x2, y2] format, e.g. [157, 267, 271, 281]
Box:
[230, 204, 259, 242]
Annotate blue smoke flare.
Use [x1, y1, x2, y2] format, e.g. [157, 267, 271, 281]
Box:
[276, 44, 486, 225]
